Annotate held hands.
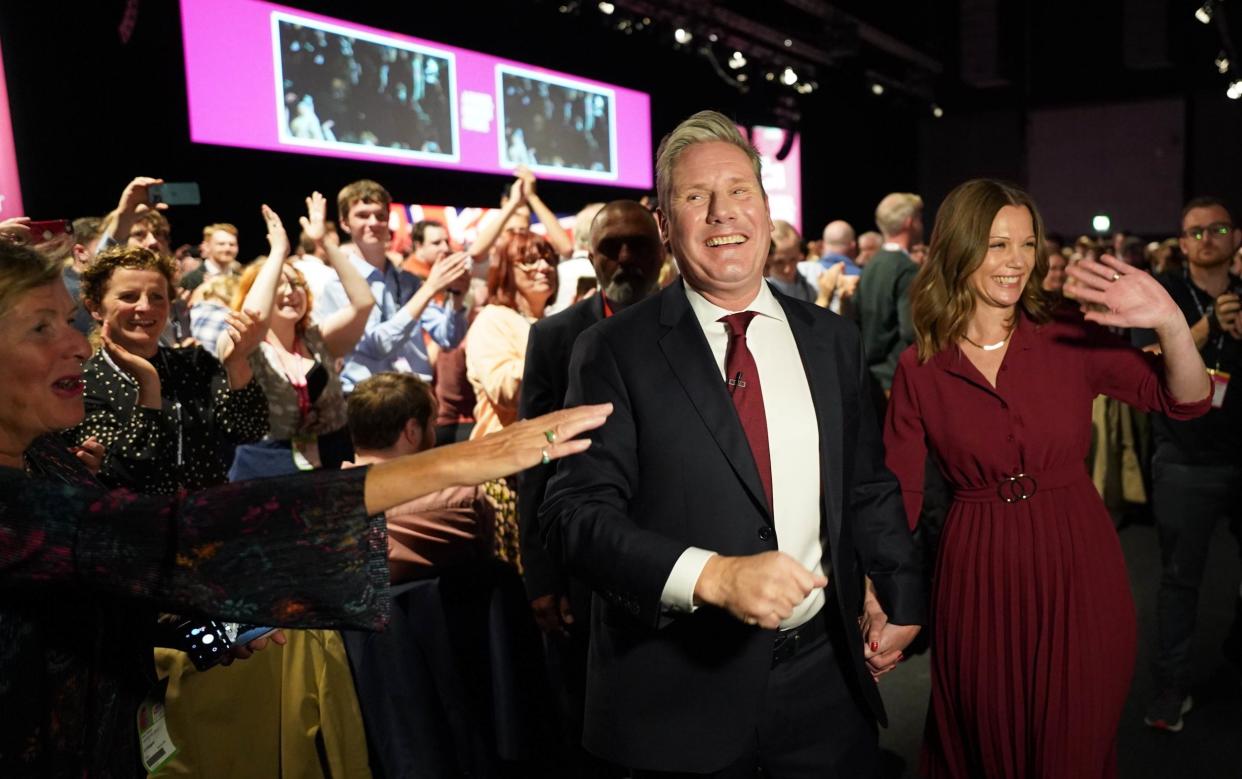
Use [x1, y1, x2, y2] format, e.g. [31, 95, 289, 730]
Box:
[261, 204, 289, 261]
[1067, 254, 1182, 331]
[859, 577, 919, 680]
[530, 593, 574, 637]
[694, 551, 827, 630]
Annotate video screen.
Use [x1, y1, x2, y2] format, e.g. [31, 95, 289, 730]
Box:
[274, 14, 457, 159]
[0, 35, 23, 218]
[180, 0, 652, 188]
[747, 125, 802, 233]
[498, 67, 616, 179]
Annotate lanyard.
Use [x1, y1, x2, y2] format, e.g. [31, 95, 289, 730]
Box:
[265, 333, 313, 424]
[1181, 269, 1232, 370]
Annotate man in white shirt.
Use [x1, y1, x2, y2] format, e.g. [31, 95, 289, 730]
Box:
[547, 201, 604, 314]
[541, 111, 924, 778]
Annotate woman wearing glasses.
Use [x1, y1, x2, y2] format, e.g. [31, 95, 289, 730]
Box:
[223, 195, 375, 477]
[465, 228, 559, 565]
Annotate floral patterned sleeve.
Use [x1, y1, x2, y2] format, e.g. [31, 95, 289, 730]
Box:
[68, 356, 180, 492]
[0, 464, 390, 631]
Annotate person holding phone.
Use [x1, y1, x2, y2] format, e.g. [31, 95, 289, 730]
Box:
[0, 238, 610, 776]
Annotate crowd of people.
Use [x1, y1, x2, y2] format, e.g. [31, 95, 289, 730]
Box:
[0, 107, 1238, 779]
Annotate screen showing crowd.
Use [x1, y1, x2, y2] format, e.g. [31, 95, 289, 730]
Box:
[276, 16, 457, 158]
[499, 68, 615, 176]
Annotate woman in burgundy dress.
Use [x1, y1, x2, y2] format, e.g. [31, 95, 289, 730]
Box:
[883, 179, 1211, 778]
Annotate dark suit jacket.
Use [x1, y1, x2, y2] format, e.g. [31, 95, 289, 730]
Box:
[540, 280, 925, 773]
[517, 295, 607, 600]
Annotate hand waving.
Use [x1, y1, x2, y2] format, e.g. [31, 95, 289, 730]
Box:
[261, 204, 289, 261]
[1066, 254, 1182, 330]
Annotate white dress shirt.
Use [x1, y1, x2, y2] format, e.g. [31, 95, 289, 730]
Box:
[659, 281, 826, 629]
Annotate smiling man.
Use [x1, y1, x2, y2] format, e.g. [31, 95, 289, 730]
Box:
[541, 111, 925, 777]
[315, 179, 469, 390]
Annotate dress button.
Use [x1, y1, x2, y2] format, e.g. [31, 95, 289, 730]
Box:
[758, 526, 774, 542]
[1007, 434, 1015, 442]
[1000, 401, 1008, 409]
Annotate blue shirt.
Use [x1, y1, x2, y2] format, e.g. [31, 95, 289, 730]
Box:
[317, 252, 466, 390]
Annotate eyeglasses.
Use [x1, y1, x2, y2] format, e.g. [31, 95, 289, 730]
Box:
[278, 278, 308, 290]
[1182, 223, 1233, 241]
[515, 258, 555, 273]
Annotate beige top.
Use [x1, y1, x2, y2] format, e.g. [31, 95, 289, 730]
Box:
[465, 304, 535, 439]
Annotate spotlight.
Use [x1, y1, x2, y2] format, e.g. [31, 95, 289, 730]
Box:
[597, 1, 614, 14]
[708, 33, 718, 42]
[781, 67, 798, 86]
[737, 73, 749, 82]
[765, 71, 776, 81]
[1217, 52, 1231, 74]
[1196, 2, 1213, 24]
[1092, 213, 1112, 233]
[728, 51, 747, 69]
[870, 82, 885, 95]
[784, 38, 793, 47]
[1228, 79, 1242, 99]
[795, 82, 815, 94]
[674, 28, 693, 44]
[932, 104, 944, 118]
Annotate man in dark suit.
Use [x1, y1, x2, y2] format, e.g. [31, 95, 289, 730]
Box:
[517, 200, 664, 776]
[540, 111, 925, 777]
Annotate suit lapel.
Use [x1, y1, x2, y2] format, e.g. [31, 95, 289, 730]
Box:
[778, 296, 844, 547]
[658, 283, 773, 520]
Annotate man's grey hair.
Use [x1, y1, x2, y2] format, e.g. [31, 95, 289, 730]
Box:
[654, 110, 765, 214]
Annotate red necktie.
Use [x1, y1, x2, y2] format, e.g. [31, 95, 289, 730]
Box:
[719, 312, 772, 511]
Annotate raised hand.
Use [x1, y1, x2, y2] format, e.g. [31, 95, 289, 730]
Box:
[1214, 292, 1242, 339]
[1066, 254, 1183, 330]
[261, 204, 289, 261]
[694, 551, 827, 630]
[117, 176, 167, 215]
[101, 321, 162, 407]
[298, 191, 328, 245]
[425, 251, 470, 294]
[223, 307, 265, 360]
[0, 217, 32, 244]
[507, 175, 526, 206]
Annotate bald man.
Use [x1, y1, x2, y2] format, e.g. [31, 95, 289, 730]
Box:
[799, 220, 861, 287]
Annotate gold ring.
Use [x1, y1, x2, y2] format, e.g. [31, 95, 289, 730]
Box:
[541, 448, 551, 465]
[1111, 272, 1121, 281]
[745, 616, 757, 626]
[544, 429, 557, 444]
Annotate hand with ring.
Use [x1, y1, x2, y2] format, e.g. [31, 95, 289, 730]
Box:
[1066, 254, 1183, 330]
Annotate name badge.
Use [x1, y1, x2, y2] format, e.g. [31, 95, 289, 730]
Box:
[1209, 369, 1230, 409]
[137, 678, 178, 772]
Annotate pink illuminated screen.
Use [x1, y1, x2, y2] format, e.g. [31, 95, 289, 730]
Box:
[747, 126, 802, 233]
[180, 0, 652, 188]
[0, 35, 22, 218]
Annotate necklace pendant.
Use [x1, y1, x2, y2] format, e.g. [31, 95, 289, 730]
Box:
[980, 340, 1006, 351]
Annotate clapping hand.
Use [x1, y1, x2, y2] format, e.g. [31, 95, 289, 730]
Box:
[100, 321, 161, 406]
[223, 308, 264, 360]
[0, 217, 32, 244]
[1214, 292, 1242, 339]
[298, 191, 329, 246]
[261, 204, 289, 261]
[1066, 254, 1182, 330]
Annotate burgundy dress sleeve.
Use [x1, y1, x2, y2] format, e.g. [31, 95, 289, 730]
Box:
[883, 347, 929, 530]
[1071, 316, 1210, 420]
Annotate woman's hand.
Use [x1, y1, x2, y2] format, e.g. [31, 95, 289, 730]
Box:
[101, 322, 162, 407]
[462, 403, 612, 481]
[261, 204, 289, 261]
[1067, 254, 1182, 330]
[218, 630, 287, 666]
[72, 436, 106, 475]
[298, 191, 328, 246]
[0, 217, 32, 244]
[222, 308, 265, 361]
[859, 576, 918, 680]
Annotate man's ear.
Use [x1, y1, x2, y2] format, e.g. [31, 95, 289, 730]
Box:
[71, 243, 91, 265]
[400, 417, 422, 447]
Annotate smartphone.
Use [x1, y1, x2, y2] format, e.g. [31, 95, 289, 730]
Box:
[148, 182, 201, 207]
[27, 219, 71, 242]
[175, 618, 277, 671]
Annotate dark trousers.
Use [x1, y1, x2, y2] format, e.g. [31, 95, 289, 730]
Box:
[1151, 454, 1242, 690]
[630, 610, 878, 779]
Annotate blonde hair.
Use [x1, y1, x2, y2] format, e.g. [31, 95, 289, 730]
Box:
[202, 222, 238, 241]
[875, 193, 923, 238]
[232, 259, 313, 333]
[910, 179, 1050, 362]
[0, 243, 62, 318]
[655, 110, 764, 213]
[771, 219, 801, 246]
